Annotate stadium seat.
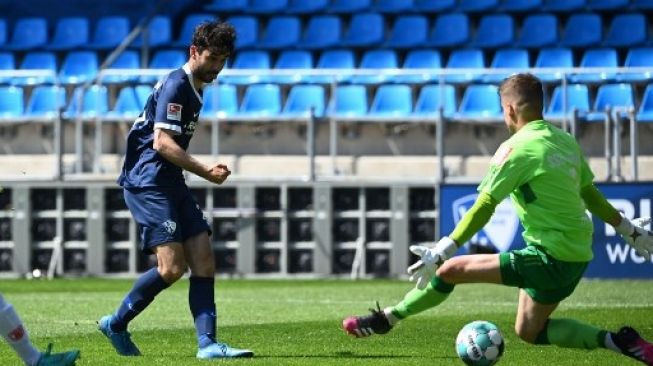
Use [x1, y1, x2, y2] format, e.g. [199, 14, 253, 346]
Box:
[265, 50, 313, 84]
[457, 0, 499, 12]
[249, 0, 288, 14]
[542, 0, 586, 12]
[204, 0, 247, 12]
[369, 84, 412, 117]
[329, 0, 372, 13]
[47, 17, 89, 51]
[134, 84, 152, 107]
[0, 52, 15, 84]
[329, 85, 368, 117]
[171, 14, 216, 47]
[632, 0, 653, 9]
[106, 86, 141, 120]
[560, 14, 602, 48]
[444, 49, 485, 84]
[201, 84, 238, 119]
[636, 84, 653, 122]
[350, 49, 398, 84]
[0, 86, 24, 120]
[238, 84, 281, 116]
[258, 16, 301, 50]
[570, 48, 618, 83]
[286, 0, 329, 13]
[102, 50, 141, 84]
[394, 49, 441, 83]
[341, 13, 384, 47]
[297, 15, 341, 50]
[426, 13, 470, 48]
[414, 0, 455, 12]
[12, 51, 57, 86]
[24, 85, 65, 120]
[307, 49, 355, 84]
[87, 16, 130, 50]
[384, 15, 428, 49]
[515, 14, 558, 48]
[413, 84, 456, 118]
[0, 20, 6, 48]
[64, 85, 109, 119]
[456, 85, 502, 121]
[59, 51, 99, 85]
[584, 83, 634, 122]
[586, 0, 630, 10]
[618, 48, 653, 82]
[533, 48, 574, 83]
[130, 16, 172, 49]
[472, 15, 514, 49]
[282, 84, 326, 117]
[545, 84, 590, 121]
[222, 50, 271, 85]
[139, 49, 185, 83]
[603, 14, 646, 48]
[373, 0, 414, 13]
[5, 17, 48, 51]
[483, 49, 529, 83]
[227, 16, 259, 50]
[500, 0, 542, 12]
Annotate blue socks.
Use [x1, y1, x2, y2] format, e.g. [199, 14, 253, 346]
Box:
[111, 268, 169, 332]
[189, 276, 217, 348]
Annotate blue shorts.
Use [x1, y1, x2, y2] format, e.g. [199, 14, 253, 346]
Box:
[124, 186, 211, 253]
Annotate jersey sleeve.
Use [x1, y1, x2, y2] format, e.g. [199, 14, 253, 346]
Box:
[154, 79, 186, 135]
[579, 155, 594, 188]
[477, 143, 537, 202]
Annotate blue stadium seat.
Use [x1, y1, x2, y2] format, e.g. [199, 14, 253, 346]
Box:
[282, 84, 326, 117]
[258, 16, 301, 50]
[87, 16, 130, 50]
[444, 49, 485, 84]
[500, 0, 542, 12]
[618, 48, 653, 82]
[249, 0, 288, 13]
[239, 84, 281, 116]
[603, 14, 646, 48]
[329, 85, 368, 117]
[457, 0, 499, 12]
[385, 15, 428, 49]
[414, 0, 455, 12]
[287, 0, 329, 13]
[12, 52, 57, 86]
[6, 17, 48, 51]
[369, 84, 412, 117]
[584, 83, 634, 122]
[394, 49, 441, 83]
[0, 20, 6, 48]
[25, 85, 65, 119]
[222, 50, 270, 85]
[570, 48, 618, 83]
[138, 49, 185, 83]
[171, 14, 216, 48]
[297, 15, 341, 50]
[373, 0, 414, 13]
[307, 49, 355, 84]
[542, 0, 585, 12]
[329, 0, 372, 13]
[134, 84, 152, 107]
[103, 50, 140, 84]
[106, 86, 141, 120]
[130, 16, 172, 49]
[59, 51, 98, 85]
[341, 13, 384, 47]
[515, 14, 558, 48]
[545, 84, 590, 121]
[426, 13, 470, 48]
[483, 49, 530, 83]
[587, 0, 630, 10]
[0, 86, 23, 120]
[350, 49, 398, 84]
[0, 52, 15, 84]
[265, 50, 313, 84]
[47, 17, 89, 51]
[632, 0, 653, 9]
[560, 14, 602, 48]
[227, 16, 258, 50]
[204, 0, 247, 12]
[534, 48, 574, 83]
[456, 85, 502, 121]
[64, 85, 109, 119]
[472, 15, 514, 49]
[636, 84, 653, 123]
[413, 84, 456, 118]
[201, 84, 238, 119]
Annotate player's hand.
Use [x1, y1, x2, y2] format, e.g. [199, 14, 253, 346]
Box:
[615, 215, 653, 260]
[407, 237, 458, 290]
[206, 163, 231, 185]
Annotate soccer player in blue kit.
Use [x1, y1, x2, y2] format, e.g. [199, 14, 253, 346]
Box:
[97, 21, 253, 359]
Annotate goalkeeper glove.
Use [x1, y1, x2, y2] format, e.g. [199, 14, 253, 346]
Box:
[407, 237, 458, 290]
[615, 215, 653, 260]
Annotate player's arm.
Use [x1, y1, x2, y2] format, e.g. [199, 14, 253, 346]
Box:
[580, 183, 621, 226]
[449, 192, 498, 245]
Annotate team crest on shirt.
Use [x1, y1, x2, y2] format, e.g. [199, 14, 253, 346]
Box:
[490, 144, 513, 166]
[163, 220, 177, 235]
[167, 103, 182, 121]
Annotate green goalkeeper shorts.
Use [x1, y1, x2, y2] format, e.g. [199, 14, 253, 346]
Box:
[499, 245, 588, 304]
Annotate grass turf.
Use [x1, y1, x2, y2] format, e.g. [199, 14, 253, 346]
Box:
[0, 278, 651, 365]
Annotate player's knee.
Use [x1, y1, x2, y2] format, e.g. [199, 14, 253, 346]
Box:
[435, 260, 463, 283]
[159, 264, 187, 283]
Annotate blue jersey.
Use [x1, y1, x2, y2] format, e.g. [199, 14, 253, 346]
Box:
[118, 64, 203, 188]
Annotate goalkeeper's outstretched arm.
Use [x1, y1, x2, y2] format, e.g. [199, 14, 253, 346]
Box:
[448, 191, 498, 245]
[580, 183, 622, 226]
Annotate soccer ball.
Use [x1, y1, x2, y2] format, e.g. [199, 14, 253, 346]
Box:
[455, 320, 505, 366]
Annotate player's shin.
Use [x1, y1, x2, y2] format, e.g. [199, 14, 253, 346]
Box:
[535, 318, 605, 350]
[189, 276, 217, 348]
[390, 276, 455, 320]
[0, 295, 41, 366]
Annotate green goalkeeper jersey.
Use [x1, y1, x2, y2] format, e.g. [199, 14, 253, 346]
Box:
[477, 120, 595, 262]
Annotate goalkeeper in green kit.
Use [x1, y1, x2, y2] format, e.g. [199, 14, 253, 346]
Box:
[342, 74, 653, 365]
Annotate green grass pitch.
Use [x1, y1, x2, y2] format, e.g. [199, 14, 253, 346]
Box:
[0, 278, 651, 365]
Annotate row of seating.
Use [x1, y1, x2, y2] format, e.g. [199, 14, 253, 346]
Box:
[1, 82, 651, 123]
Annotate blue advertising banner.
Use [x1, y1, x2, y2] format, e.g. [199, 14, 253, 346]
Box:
[439, 183, 653, 279]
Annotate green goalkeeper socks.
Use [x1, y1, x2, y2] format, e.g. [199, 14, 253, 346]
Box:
[390, 276, 455, 320]
[535, 318, 607, 350]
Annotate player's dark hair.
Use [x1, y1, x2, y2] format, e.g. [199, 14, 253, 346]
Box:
[499, 73, 544, 116]
[191, 20, 236, 56]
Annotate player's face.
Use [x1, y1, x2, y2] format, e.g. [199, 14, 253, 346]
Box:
[191, 47, 229, 83]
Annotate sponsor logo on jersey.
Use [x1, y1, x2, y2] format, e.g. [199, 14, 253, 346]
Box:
[167, 103, 182, 121]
